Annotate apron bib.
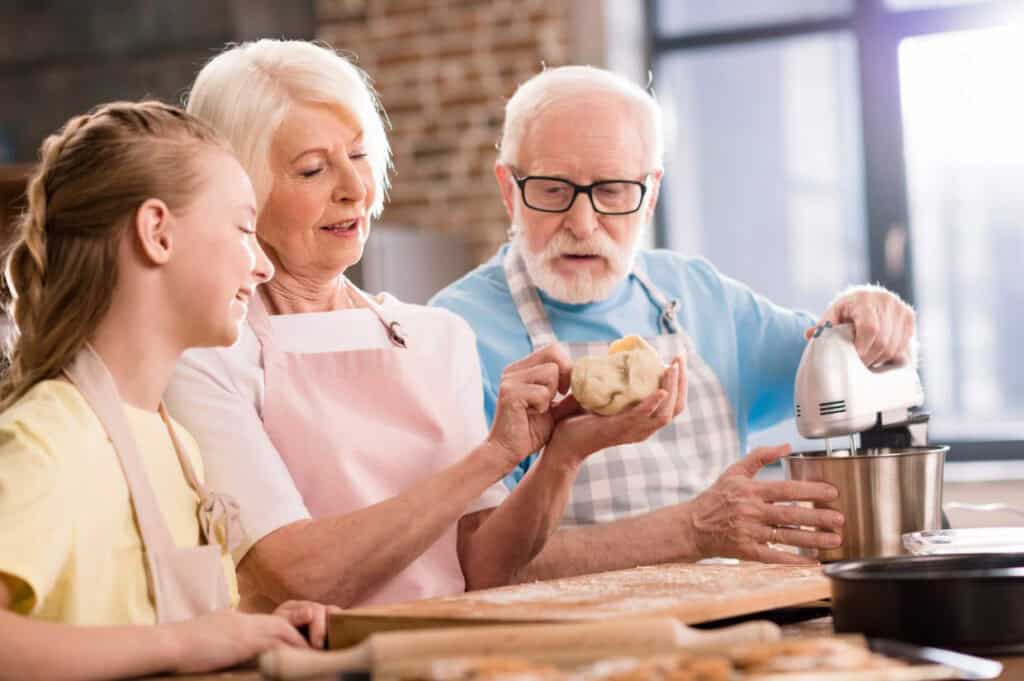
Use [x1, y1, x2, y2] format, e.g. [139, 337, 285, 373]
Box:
[247, 283, 473, 607]
[504, 246, 740, 525]
[64, 345, 240, 623]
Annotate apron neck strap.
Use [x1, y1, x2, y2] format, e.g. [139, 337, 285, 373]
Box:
[246, 290, 274, 345]
[250, 281, 407, 350]
[502, 245, 560, 349]
[342, 279, 408, 349]
[502, 243, 681, 346]
[631, 265, 681, 335]
[63, 346, 246, 557]
[63, 345, 178, 554]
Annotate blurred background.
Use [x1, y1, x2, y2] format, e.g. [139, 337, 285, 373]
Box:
[1, 0, 1022, 471]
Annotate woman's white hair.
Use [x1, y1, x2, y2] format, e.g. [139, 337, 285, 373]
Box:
[186, 39, 391, 217]
[498, 65, 664, 170]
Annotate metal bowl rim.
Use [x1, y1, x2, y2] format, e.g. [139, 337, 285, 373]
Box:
[786, 445, 950, 461]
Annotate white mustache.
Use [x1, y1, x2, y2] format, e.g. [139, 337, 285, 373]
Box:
[540, 229, 618, 261]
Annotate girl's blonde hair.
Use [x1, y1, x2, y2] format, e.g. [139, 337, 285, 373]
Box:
[186, 39, 392, 216]
[0, 100, 228, 410]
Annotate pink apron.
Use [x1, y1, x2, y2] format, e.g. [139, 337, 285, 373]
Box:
[64, 345, 243, 623]
[246, 285, 474, 606]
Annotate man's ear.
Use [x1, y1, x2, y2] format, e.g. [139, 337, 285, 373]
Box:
[495, 162, 517, 222]
[643, 169, 664, 225]
[133, 198, 174, 266]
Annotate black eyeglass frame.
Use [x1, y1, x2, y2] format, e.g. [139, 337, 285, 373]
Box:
[512, 174, 649, 215]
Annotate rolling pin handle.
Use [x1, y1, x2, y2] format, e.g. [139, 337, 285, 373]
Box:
[260, 643, 371, 681]
[682, 620, 782, 650]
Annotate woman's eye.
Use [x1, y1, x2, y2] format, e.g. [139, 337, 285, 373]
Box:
[350, 152, 368, 161]
[299, 167, 323, 178]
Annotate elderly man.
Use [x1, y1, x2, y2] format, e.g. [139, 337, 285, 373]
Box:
[430, 65, 915, 580]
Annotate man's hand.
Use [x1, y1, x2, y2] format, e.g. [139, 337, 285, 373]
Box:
[544, 356, 686, 469]
[684, 445, 845, 564]
[807, 285, 915, 367]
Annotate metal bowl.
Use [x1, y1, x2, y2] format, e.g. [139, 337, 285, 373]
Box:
[783, 446, 947, 561]
[825, 553, 1024, 655]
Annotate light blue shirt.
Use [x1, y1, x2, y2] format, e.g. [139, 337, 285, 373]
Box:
[429, 244, 815, 486]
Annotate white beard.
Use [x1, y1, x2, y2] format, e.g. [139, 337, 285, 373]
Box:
[513, 226, 639, 304]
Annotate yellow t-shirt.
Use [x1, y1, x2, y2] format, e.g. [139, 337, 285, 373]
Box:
[0, 380, 239, 626]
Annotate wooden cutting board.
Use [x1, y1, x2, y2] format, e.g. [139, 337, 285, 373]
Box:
[330, 562, 829, 648]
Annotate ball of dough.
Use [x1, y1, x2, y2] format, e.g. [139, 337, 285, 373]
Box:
[571, 336, 665, 416]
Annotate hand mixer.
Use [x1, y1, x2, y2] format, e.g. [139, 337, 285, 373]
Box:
[794, 322, 928, 455]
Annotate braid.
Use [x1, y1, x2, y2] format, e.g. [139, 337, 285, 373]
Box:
[1, 114, 93, 406]
[0, 101, 227, 410]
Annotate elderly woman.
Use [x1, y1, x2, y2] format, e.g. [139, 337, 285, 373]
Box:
[165, 39, 685, 610]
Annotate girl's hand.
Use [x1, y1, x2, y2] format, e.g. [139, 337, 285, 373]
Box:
[273, 600, 343, 649]
[166, 609, 307, 674]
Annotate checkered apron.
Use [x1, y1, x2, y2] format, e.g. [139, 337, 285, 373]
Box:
[504, 246, 740, 525]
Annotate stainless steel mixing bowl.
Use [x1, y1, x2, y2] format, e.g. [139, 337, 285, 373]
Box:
[783, 446, 948, 561]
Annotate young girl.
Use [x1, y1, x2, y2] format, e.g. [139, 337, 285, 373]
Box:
[0, 101, 334, 681]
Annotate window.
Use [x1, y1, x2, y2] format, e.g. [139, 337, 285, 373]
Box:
[899, 26, 1024, 442]
[650, 0, 1024, 460]
[886, 0, 992, 10]
[656, 33, 866, 317]
[655, 1, 852, 35]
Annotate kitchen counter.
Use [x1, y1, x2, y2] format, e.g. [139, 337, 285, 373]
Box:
[944, 478, 1024, 527]
[148, 615, 1024, 680]
[149, 474, 1023, 680]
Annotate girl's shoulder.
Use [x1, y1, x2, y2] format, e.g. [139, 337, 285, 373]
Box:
[0, 380, 100, 435]
[0, 380, 105, 487]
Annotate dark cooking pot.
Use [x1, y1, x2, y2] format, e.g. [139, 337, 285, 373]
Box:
[825, 553, 1024, 655]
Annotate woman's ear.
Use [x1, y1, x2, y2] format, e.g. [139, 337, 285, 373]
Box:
[133, 198, 174, 266]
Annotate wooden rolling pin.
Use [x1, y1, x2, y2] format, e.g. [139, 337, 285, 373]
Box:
[260, 615, 781, 680]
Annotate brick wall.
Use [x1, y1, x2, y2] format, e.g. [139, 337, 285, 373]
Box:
[0, 1, 611, 265]
[0, 0, 316, 247]
[0, 1, 315, 164]
[317, 0, 606, 263]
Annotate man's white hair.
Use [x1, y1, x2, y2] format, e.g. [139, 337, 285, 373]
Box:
[185, 39, 391, 216]
[498, 65, 664, 170]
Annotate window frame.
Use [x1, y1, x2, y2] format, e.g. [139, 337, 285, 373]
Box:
[646, 0, 1024, 462]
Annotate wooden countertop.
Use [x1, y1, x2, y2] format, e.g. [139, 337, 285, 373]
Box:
[151, 615, 1024, 680]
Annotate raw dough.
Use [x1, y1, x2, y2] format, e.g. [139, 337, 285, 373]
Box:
[571, 336, 666, 416]
[406, 638, 902, 681]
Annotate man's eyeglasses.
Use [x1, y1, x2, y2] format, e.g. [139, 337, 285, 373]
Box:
[513, 175, 648, 215]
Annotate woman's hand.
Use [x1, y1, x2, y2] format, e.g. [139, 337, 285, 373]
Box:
[545, 355, 687, 468]
[273, 600, 343, 649]
[486, 345, 573, 470]
[165, 609, 308, 674]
